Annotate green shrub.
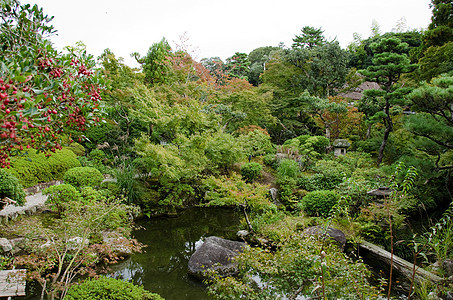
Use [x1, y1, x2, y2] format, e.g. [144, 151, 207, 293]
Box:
[90, 149, 106, 162]
[277, 159, 300, 179]
[43, 184, 81, 216]
[300, 190, 339, 217]
[65, 276, 163, 300]
[0, 169, 26, 206]
[241, 162, 263, 182]
[238, 129, 274, 157]
[7, 148, 81, 188]
[63, 167, 104, 189]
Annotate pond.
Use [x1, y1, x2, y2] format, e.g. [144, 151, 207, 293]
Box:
[109, 207, 243, 300]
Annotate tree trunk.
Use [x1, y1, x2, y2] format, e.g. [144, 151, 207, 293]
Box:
[366, 124, 372, 139]
[377, 99, 393, 166]
[325, 126, 331, 140]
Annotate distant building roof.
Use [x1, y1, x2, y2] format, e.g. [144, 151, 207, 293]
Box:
[338, 81, 381, 101]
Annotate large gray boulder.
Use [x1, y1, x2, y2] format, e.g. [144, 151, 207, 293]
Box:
[303, 226, 346, 248]
[188, 236, 245, 279]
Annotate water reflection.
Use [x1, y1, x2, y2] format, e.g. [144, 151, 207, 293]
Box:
[110, 207, 242, 300]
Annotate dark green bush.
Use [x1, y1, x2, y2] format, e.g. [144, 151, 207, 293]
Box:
[0, 169, 26, 206]
[63, 167, 104, 189]
[241, 162, 263, 182]
[300, 190, 339, 217]
[65, 276, 163, 300]
[7, 148, 81, 188]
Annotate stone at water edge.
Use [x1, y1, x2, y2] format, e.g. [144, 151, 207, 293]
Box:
[442, 259, 453, 277]
[236, 230, 249, 239]
[269, 188, 278, 202]
[188, 236, 246, 279]
[303, 226, 346, 248]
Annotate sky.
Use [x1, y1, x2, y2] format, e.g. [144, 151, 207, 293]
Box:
[23, 0, 433, 67]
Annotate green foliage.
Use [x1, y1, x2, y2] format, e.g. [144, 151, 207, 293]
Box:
[114, 164, 143, 205]
[217, 90, 276, 133]
[7, 148, 81, 188]
[90, 149, 106, 162]
[158, 183, 195, 208]
[285, 42, 350, 97]
[63, 167, 104, 189]
[240, 162, 263, 183]
[276, 159, 300, 179]
[277, 176, 299, 208]
[283, 135, 330, 164]
[225, 52, 250, 80]
[237, 128, 274, 157]
[417, 42, 453, 81]
[43, 184, 81, 216]
[247, 46, 280, 86]
[202, 173, 272, 211]
[359, 37, 417, 165]
[65, 276, 163, 300]
[336, 167, 389, 215]
[14, 192, 140, 299]
[0, 168, 25, 206]
[205, 131, 244, 172]
[263, 153, 279, 169]
[300, 190, 340, 217]
[292, 26, 326, 49]
[297, 159, 348, 191]
[0, 2, 105, 168]
[66, 142, 85, 156]
[139, 38, 172, 86]
[208, 234, 382, 299]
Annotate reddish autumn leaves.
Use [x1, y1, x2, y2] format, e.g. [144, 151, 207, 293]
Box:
[0, 49, 105, 168]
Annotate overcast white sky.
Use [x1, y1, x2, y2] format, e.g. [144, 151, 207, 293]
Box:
[23, 0, 433, 67]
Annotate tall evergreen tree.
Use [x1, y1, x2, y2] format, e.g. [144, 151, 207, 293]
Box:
[292, 26, 326, 49]
[360, 37, 417, 165]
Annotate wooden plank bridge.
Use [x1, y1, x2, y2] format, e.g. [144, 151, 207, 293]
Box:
[0, 269, 26, 298]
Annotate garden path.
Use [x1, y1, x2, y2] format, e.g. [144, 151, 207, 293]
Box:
[0, 192, 48, 221]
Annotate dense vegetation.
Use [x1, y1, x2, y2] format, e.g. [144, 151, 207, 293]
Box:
[0, 0, 452, 299]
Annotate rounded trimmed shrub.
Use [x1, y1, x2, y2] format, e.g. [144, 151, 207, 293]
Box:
[241, 162, 263, 182]
[65, 276, 164, 300]
[300, 190, 339, 217]
[7, 148, 81, 188]
[63, 167, 104, 188]
[0, 169, 26, 206]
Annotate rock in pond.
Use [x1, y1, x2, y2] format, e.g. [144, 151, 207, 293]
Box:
[188, 236, 246, 279]
[303, 226, 346, 248]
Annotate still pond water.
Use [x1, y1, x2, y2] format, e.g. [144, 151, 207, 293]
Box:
[109, 208, 242, 300]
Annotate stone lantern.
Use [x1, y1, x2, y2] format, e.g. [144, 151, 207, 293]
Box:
[333, 139, 351, 157]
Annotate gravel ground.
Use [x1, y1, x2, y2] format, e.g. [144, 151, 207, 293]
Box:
[0, 192, 48, 218]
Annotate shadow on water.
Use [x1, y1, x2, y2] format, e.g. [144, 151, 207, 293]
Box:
[109, 207, 242, 300]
